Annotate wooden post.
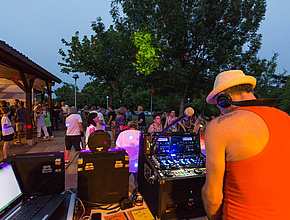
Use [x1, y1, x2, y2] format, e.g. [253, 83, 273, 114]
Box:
[25, 78, 35, 145]
[46, 81, 52, 118]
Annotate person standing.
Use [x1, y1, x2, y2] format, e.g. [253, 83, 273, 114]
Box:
[202, 70, 290, 219]
[35, 106, 51, 142]
[85, 112, 99, 145]
[164, 109, 186, 132]
[182, 116, 192, 132]
[42, 105, 53, 139]
[52, 102, 61, 130]
[1, 107, 14, 159]
[125, 109, 132, 123]
[96, 108, 106, 131]
[114, 107, 126, 141]
[107, 106, 116, 141]
[61, 101, 69, 128]
[10, 99, 19, 121]
[65, 107, 83, 164]
[148, 115, 163, 133]
[136, 106, 146, 133]
[97, 108, 106, 131]
[115, 121, 141, 180]
[81, 105, 89, 119]
[15, 101, 26, 144]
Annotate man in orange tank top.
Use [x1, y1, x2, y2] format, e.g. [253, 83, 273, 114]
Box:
[202, 70, 290, 219]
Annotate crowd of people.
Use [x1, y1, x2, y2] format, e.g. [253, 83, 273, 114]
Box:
[0, 99, 73, 159]
[0, 96, 213, 161]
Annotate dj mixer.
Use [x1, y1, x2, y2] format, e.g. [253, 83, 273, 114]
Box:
[138, 132, 206, 220]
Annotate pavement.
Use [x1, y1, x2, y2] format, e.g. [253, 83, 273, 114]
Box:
[0, 129, 66, 161]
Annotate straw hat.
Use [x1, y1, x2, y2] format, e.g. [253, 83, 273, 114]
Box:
[206, 70, 256, 104]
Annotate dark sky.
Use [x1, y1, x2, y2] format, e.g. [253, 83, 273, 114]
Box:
[0, 0, 289, 97]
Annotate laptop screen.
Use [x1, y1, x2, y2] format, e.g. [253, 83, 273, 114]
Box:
[0, 162, 23, 213]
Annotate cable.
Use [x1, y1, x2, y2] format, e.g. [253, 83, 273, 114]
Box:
[76, 197, 86, 220]
[82, 200, 121, 210]
[107, 207, 121, 214]
[32, 139, 91, 194]
[31, 150, 80, 194]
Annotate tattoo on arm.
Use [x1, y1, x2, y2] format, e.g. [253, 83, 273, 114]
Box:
[217, 112, 237, 124]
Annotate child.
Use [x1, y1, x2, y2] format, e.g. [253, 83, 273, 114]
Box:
[42, 105, 53, 139]
[35, 106, 51, 141]
[85, 113, 99, 149]
[1, 107, 14, 159]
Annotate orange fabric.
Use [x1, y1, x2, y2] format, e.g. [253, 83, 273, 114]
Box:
[223, 106, 290, 219]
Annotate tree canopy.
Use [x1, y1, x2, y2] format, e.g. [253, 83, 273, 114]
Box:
[57, 0, 288, 115]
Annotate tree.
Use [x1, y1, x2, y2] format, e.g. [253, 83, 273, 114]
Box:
[111, 0, 282, 114]
[53, 82, 77, 106]
[58, 17, 136, 106]
[277, 75, 290, 114]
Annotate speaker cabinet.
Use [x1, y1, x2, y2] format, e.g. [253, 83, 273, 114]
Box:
[5, 152, 65, 195]
[78, 150, 129, 205]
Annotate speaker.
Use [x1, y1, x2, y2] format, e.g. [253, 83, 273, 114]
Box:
[78, 150, 129, 205]
[88, 130, 111, 153]
[5, 152, 65, 195]
[217, 94, 277, 108]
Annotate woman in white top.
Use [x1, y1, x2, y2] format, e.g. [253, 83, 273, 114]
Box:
[35, 105, 51, 141]
[1, 107, 14, 159]
[85, 113, 99, 148]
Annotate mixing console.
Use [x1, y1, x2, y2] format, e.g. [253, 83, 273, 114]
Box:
[143, 134, 206, 180]
[151, 153, 206, 170]
[139, 133, 207, 219]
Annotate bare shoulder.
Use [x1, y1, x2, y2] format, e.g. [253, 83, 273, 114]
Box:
[205, 109, 268, 146]
[209, 109, 266, 129]
[206, 109, 269, 161]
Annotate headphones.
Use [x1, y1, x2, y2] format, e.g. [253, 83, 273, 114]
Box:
[217, 94, 277, 108]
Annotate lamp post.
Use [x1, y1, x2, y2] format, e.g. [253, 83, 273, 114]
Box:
[106, 96, 109, 110]
[72, 74, 79, 109]
[188, 97, 190, 103]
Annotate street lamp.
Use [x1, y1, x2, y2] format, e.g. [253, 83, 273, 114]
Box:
[188, 98, 190, 103]
[72, 74, 79, 109]
[106, 96, 109, 110]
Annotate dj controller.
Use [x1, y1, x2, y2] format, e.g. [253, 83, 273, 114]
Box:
[138, 132, 206, 220]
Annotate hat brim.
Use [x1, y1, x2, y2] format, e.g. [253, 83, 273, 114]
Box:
[206, 76, 256, 104]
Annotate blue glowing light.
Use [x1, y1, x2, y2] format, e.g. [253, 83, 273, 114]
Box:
[66, 122, 70, 127]
[2, 125, 8, 131]
[170, 154, 176, 157]
[134, 163, 138, 168]
[129, 135, 133, 140]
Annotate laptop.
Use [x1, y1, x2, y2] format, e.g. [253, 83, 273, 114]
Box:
[0, 161, 67, 220]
